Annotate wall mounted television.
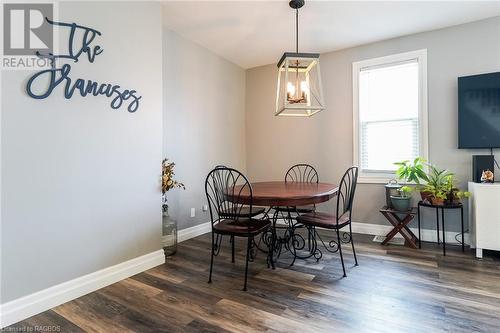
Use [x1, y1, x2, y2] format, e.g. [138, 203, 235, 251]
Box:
[458, 71, 500, 149]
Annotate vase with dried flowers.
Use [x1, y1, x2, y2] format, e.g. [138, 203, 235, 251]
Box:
[162, 158, 185, 257]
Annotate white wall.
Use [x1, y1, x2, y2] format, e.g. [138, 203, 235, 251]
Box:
[1, 2, 163, 303]
[245, 17, 500, 231]
[162, 27, 246, 230]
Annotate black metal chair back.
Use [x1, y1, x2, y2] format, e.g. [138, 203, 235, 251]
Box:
[336, 167, 359, 223]
[285, 164, 319, 183]
[205, 167, 253, 226]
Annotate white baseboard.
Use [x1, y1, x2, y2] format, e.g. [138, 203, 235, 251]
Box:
[351, 221, 392, 237]
[276, 220, 469, 245]
[178, 222, 211, 243]
[0, 222, 211, 328]
[0, 250, 165, 328]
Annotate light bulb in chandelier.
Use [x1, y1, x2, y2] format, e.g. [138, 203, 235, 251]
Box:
[286, 80, 308, 104]
[300, 80, 309, 101]
[287, 82, 296, 99]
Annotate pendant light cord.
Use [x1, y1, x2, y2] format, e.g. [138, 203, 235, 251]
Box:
[295, 8, 299, 53]
[294, 8, 299, 98]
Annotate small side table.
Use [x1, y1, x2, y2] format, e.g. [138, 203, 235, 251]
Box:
[379, 206, 419, 248]
[417, 201, 464, 256]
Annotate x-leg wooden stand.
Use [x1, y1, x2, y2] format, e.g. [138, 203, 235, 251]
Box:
[379, 206, 419, 249]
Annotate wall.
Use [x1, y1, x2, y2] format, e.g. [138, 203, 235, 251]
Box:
[1, 2, 163, 303]
[246, 17, 500, 231]
[162, 27, 246, 230]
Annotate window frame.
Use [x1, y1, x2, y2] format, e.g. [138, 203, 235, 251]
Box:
[352, 49, 429, 184]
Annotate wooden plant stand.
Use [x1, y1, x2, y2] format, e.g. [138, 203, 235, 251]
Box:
[379, 206, 419, 249]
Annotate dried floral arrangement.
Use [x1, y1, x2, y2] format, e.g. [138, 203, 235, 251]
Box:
[162, 158, 185, 212]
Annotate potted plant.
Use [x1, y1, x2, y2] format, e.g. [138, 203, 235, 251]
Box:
[390, 186, 413, 212]
[162, 159, 185, 257]
[421, 164, 453, 204]
[394, 158, 472, 206]
[423, 168, 471, 205]
[394, 157, 428, 184]
[394, 157, 430, 200]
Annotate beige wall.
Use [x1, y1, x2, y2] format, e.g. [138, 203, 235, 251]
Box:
[163, 28, 247, 230]
[246, 17, 500, 230]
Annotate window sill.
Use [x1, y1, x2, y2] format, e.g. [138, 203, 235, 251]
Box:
[358, 176, 419, 185]
[357, 176, 394, 184]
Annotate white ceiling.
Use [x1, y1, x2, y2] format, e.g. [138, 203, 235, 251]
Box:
[162, 1, 500, 69]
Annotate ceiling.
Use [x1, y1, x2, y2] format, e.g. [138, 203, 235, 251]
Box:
[162, 1, 500, 69]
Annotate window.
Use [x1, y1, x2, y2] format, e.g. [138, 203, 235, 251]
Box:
[353, 50, 428, 183]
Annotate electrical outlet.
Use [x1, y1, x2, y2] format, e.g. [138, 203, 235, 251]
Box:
[202, 205, 208, 212]
[190, 208, 196, 217]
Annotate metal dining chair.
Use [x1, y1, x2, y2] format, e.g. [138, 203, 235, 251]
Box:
[275, 163, 319, 214]
[205, 167, 271, 291]
[214, 164, 266, 263]
[295, 166, 359, 277]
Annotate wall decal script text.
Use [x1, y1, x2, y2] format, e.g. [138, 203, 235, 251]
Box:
[26, 19, 142, 113]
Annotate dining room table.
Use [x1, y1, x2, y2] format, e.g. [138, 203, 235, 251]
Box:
[229, 181, 339, 267]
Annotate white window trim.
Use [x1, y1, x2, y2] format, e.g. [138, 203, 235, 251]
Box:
[352, 49, 429, 184]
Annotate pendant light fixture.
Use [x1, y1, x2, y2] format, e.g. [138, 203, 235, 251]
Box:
[275, 0, 325, 117]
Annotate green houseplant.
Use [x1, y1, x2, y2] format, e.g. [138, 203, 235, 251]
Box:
[394, 157, 428, 184]
[392, 158, 427, 210]
[393, 158, 471, 206]
[422, 166, 471, 205]
[394, 157, 432, 200]
[422, 164, 453, 205]
[390, 185, 413, 212]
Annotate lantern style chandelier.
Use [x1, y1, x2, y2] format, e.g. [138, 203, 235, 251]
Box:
[275, 0, 325, 117]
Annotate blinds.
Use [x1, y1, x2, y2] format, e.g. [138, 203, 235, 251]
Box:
[361, 119, 419, 172]
[358, 60, 420, 173]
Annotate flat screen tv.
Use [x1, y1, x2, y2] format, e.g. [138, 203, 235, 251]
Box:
[458, 72, 500, 149]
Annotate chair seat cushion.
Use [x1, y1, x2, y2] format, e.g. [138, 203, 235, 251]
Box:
[220, 206, 266, 218]
[274, 205, 315, 214]
[296, 212, 350, 229]
[213, 218, 271, 235]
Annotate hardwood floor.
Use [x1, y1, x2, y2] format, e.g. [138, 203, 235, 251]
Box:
[6, 232, 500, 333]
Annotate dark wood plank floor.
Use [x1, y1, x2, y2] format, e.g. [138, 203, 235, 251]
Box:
[6, 232, 500, 333]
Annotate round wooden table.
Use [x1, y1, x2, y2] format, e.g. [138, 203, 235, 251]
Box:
[229, 181, 339, 267]
[231, 181, 338, 207]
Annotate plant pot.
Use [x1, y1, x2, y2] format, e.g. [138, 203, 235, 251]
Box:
[431, 197, 445, 206]
[390, 195, 412, 212]
[420, 191, 433, 202]
[385, 180, 402, 208]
